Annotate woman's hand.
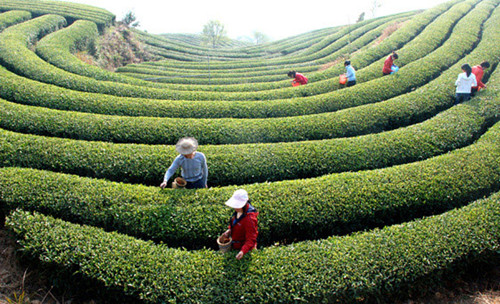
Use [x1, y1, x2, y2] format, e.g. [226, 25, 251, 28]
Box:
[236, 251, 244, 260]
[222, 229, 231, 238]
[159, 181, 167, 188]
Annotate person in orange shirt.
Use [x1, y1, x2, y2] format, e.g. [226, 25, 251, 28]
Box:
[471, 61, 490, 96]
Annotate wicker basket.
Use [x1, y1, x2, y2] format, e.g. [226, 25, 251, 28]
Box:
[217, 235, 232, 253]
[172, 177, 187, 189]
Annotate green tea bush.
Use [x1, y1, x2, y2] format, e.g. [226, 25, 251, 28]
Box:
[0, 3, 482, 103]
[6, 191, 500, 303]
[0, 0, 114, 30]
[0, 10, 31, 32]
[1, 1, 499, 146]
[2, 117, 500, 247]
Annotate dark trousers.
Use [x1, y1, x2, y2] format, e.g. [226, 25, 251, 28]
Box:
[346, 80, 356, 87]
[383, 72, 391, 76]
[471, 87, 478, 97]
[455, 93, 471, 105]
[186, 178, 205, 189]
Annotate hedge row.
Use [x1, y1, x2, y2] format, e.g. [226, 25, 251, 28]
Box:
[5, 191, 500, 303]
[2, 85, 497, 185]
[37, 16, 402, 94]
[2, 116, 500, 248]
[117, 18, 406, 90]
[123, 1, 455, 87]
[118, 2, 465, 91]
[123, 14, 402, 77]
[133, 15, 384, 67]
[0, 10, 30, 32]
[0, 14, 414, 102]
[3, 0, 488, 117]
[0, 0, 114, 30]
[2, 3, 499, 148]
[34, 20, 184, 89]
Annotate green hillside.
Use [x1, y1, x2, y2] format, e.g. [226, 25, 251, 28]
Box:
[0, 0, 499, 302]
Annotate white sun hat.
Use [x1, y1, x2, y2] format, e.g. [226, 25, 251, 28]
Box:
[175, 137, 198, 155]
[225, 189, 249, 209]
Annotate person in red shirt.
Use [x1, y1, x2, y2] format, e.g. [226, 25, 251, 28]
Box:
[382, 51, 399, 76]
[222, 189, 258, 260]
[288, 70, 308, 86]
[471, 61, 490, 96]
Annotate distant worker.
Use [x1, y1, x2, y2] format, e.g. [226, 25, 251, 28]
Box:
[288, 70, 308, 86]
[383, 51, 399, 76]
[160, 137, 208, 189]
[221, 189, 259, 260]
[344, 60, 356, 87]
[454, 63, 477, 105]
[471, 61, 490, 96]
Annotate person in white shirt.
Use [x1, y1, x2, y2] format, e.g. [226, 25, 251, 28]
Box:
[455, 63, 477, 105]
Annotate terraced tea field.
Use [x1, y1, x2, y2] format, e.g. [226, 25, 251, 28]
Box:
[0, 0, 499, 302]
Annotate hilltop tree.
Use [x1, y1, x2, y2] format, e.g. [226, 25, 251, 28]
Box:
[253, 31, 270, 44]
[202, 20, 227, 48]
[121, 11, 140, 28]
[357, 12, 365, 23]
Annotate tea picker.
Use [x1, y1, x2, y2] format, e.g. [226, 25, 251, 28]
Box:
[159, 137, 208, 189]
[288, 70, 308, 86]
[219, 189, 259, 260]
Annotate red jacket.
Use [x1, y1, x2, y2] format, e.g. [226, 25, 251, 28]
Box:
[472, 65, 485, 89]
[294, 73, 308, 85]
[228, 204, 258, 255]
[383, 55, 394, 74]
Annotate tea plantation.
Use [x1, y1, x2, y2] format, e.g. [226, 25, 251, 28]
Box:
[0, 0, 499, 303]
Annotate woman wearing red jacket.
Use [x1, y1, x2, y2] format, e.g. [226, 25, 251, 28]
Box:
[288, 70, 308, 86]
[382, 51, 399, 76]
[222, 189, 258, 260]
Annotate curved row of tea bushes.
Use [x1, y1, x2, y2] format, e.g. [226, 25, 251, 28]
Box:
[123, 15, 402, 78]
[0, 10, 31, 31]
[119, 1, 466, 91]
[1, 2, 499, 125]
[2, 118, 500, 248]
[0, 0, 114, 30]
[0, 14, 409, 101]
[117, 19, 404, 90]
[4, 4, 499, 147]
[0, 1, 488, 108]
[5, 191, 500, 303]
[131, 31, 275, 61]
[37, 17, 398, 93]
[123, 0, 456, 87]
[34, 20, 190, 89]
[135, 15, 393, 68]
[1, 89, 496, 185]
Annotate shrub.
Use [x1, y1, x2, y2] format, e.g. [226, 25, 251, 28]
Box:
[0, 10, 31, 32]
[2, 118, 500, 248]
[6, 191, 500, 303]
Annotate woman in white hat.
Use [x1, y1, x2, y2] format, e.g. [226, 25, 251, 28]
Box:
[160, 137, 208, 189]
[222, 189, 259, 260]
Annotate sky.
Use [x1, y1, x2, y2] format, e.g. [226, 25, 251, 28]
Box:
[64, 0, 451, 41]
